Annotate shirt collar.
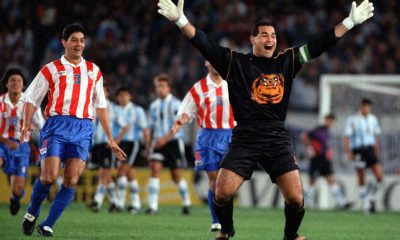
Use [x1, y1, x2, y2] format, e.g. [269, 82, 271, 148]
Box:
[61, 55, 85, 68]
[160, 94, 172, 102]
[206, 74, 225, 88]
[4, 92, 23, 107]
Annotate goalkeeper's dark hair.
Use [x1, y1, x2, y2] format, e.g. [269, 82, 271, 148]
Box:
[325, 113, 336, 120]
[361, 98, 372, 105]
[62, 23, 85, 40]
[251, 20, 276, 36]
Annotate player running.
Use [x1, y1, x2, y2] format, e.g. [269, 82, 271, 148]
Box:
[20, 24, 126, 237]
[0, 68, 44, 216]
[170, 61, 235, 231]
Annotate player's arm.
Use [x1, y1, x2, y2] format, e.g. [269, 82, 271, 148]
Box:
[93, 73, 126, 161]
[157, 0, 232, 78]
[301, 131, 315, 160]
[171, 90, 197, 134]
[96, 108, 126, 161]
[342, 117, 354, 161]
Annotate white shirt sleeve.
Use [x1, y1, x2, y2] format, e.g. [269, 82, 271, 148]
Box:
[92, 71, 107, 109]
[177, 91, 197, 121]
[372, 115, 381, 135]
[21, 71, 49, 109]
[344, 116, 354, 136]
[137, 107, 148, 129]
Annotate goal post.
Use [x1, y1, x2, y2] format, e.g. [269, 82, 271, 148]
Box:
[318, 74, 400, 174]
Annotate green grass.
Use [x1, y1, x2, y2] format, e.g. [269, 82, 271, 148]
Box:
[0, 203, 399, 239]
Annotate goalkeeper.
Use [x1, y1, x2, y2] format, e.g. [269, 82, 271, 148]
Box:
[157, 1, 374, 239]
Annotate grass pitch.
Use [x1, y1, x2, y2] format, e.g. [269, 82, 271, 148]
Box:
[0, 203, 398, 239]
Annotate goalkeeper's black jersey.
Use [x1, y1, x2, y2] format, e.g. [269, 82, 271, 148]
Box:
[190, 28, 339, 125]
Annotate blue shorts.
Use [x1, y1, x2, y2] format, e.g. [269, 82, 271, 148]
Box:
[194, 128, 232, 172]
[0, 139, 30, 178]
[39, 115, 94, 164]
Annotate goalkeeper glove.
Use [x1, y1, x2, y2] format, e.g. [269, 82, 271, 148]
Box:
[342, 0, 374, 30]
[157, 0, 188, 28]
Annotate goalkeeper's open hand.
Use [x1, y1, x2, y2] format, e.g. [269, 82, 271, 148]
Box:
[157, 0, 188, 28]
[343, 0, 374, 30]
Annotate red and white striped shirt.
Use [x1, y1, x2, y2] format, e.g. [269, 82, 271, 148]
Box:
[22, 56, 107, 119]
[0, 93, 45, 140]
[178, 75, 235, 129]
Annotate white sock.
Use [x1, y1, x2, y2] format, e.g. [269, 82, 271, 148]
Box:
[148, 178, 160, 210]
[106, 182, 117, 204]
[94, 184, 106, 207]
[129, 180, 141, 209]
[178, 179, 191, 207]
[359, 185, 370, 211]
[329, 183, 347, 207]
[304, 186, 314, 207]
[370, 181, 383, 202]
[117, 176, 128, 208]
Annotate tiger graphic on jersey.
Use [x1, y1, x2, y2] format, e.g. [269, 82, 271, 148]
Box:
[251, 73, 284, 104]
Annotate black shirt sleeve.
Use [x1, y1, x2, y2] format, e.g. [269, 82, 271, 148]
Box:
[189, 28, 232, 79]
[292, 28, 340, 77]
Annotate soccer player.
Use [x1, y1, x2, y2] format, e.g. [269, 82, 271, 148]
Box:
[301, 114, 351, 209]
[147, 73, 191, 215]
[0, 68, 45, 216]
[111, 87, 150, 214]
[170, 61, 235, 231]
[20, 24, 126, 237]
[343, 98, 383, 214]
[157, 0, 374, 239]
[89, 85, 118, 213]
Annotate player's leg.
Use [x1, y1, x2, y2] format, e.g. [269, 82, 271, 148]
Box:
[276, 170, 306, 240]
[38, 158, 85, 235]
[214, 168, 244, 239]
[116, 163, 129, 210]
[325, 175, 351, 209]
[170, 167, 191, 214]
[127, 167, 141, 213]
[207, 170, 220, 231]
[126, 141, 141, 213]
[23, 157, 61, 236]
[366, 148, 384, 213]
[9, 175, 26, 215]
[92, 167, 114, 211]
[147, 159, 162, 214]
[304, 157, 318, 208]
[356, 167, 370, 212]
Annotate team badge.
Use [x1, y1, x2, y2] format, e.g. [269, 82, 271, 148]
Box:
[73, 74, 81, 84]
[87, 71, 95, 80]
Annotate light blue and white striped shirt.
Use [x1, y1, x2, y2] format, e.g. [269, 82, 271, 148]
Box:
[92, 100, 115, 145]
[149, 94, 183, 140]
[344, 112, 381, 149]
[112, 102, 148, 142]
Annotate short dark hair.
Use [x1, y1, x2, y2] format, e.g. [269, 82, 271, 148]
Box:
[1, 68, 26, 93]
[251, 20, 275, 36]
[62, 24, 85, 40]
[154, 73, 171, 85]
[325, 113, 336, 120]
[115, 86, 131, 96]
[361, 98, 372, 105]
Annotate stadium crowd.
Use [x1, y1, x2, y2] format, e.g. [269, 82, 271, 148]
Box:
[1, 0, 399, 110]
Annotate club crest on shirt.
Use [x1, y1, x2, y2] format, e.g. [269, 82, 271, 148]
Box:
[73, 74, 81, 84]
[57, 71, 66, 77]
[251, 73, 285, 104]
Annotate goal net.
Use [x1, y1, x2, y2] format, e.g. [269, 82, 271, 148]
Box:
[319, 74, 400, 174]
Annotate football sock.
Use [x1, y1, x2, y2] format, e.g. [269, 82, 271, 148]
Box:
[208, 190, 219, 224]
[329, 183, 347, 207]
[284, 202, 305, 240]
[213, 197, 234, 234]
[106, 182, 117, 204]
[40, 185, 75, 228]
[117, 176, 128, 208]
[27, 180, 51, 217]
[178, 179, 191, 207]
[94, 184, 106, 206]
[148, 177, 160, 210]
[128, 180, 141, 209]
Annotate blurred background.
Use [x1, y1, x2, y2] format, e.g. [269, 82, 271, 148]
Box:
[0, 0, 399, 209]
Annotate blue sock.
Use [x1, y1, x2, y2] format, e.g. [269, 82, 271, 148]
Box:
[40, 185, 75, 228]
[27, 180, 51, 217]
[208, 190, 219, 224]
[11, 190, 25, 201]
